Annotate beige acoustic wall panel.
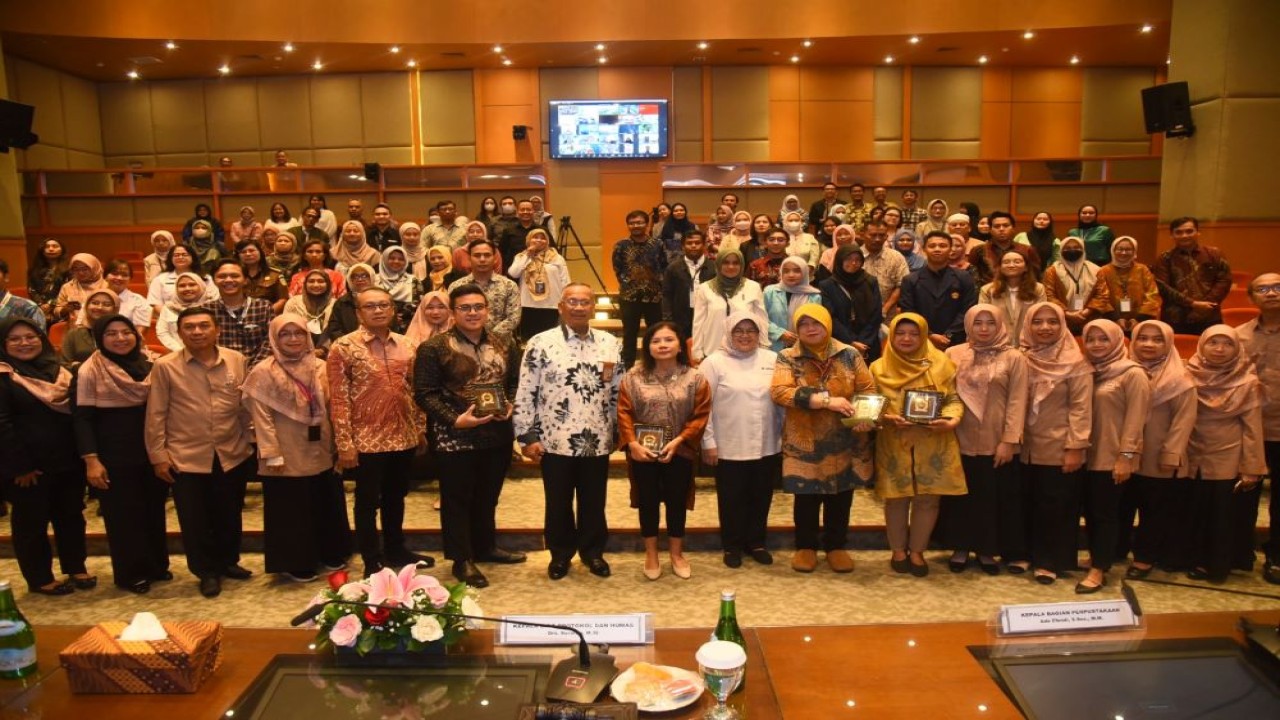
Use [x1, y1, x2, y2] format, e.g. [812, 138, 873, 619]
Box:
[361, 147, 413, 164]
[13, 58, 66, 148]
[153, 153, 209, 167]
[61, 73, 102, 155]
[22, 145, 67, 170]
[672, 66, 703, 145]
[1081, 68, 1153, 156]
[1081, 141, 1152, 156]
[1216, 98, 1280, 219]
[419, 70, 476, 160]
[910, 140, 981, 159]
[149, 81, 207, 154]
[65, 150, 104, 170]
[257, 76, 311, 151]
[873, 66, 903, 142]
[1223, 0, 1280, 97]
[311, 148, 365, 165]
[710, 67, 768, 162]
[540, 67, 599, 143]
[310, 74, 363, 149]
[873, 140, 903, 160]
[205, 79, 261, 152]
[422, 146, 476, 163]
[911, 67, 981, 158]
[361, 73, 412, 149]
[99, 82, 155, 156]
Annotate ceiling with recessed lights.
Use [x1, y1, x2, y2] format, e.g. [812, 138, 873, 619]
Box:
[0, 0, 1173, 82]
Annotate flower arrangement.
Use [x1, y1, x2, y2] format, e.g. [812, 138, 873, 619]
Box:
[304, 564, 482, 655]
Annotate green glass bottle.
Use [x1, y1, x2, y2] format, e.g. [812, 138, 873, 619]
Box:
[0, 580, 37, 679]
[712, 589, 745, 693]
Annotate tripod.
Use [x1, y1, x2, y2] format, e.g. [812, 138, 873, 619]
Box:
[555, 215, 605, 289]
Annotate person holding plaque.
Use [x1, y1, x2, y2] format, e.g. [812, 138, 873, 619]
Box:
[943, 305, 1029, 575]
[699, 310, 784, 568]
[870, 314, 966, 577]
[413, 284, 524, 588]
[618, 322, 711, 580]
[770, 303, 875, 573]
[1019, 302, 1093, 584]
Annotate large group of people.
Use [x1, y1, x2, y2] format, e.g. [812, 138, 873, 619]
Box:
[1, 185, 1276, 603]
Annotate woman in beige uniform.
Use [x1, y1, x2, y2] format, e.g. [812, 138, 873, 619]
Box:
[1124, 320, 1198, 579]
[1019, 302, 1092, 584]
[1077, 319, 1151, 593]
[1185, 325, 1267, 584]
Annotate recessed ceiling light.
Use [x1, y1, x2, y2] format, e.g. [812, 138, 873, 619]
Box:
[595, 43, 606, 51]
[978, 55, 988, 64]
[127, 70, 140, 79]
[1141, 24, 1153, 33]
[1023, 31, 1034, 39]
[312, 60, 323, 70]
[492, 45, 503, 53]
[697, 41, 709, 50]
[390, 45, 400, 54]
[282, 43, 294, 53]
[503, 58, 513, 66]
[908, 36, 920, 44]
[218, 65, 231, 75]
[802, 40, 813, 48]
[884, 55, 894, 64]
[164, 41, 178, 50]
[1069, 55, 1079, 65]
[790, 55, 800, 63]
[406, 59, 417, 68]
[597, 56, 608, 64]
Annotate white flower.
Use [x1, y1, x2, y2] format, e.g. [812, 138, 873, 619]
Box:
[410, 615, 444, 643]
[338, 582, 367, 601]
[461, 597, 484, 629]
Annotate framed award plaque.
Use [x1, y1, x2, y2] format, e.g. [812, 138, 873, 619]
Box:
[633, 424, 669, 453]
[468, 383, 507, 417]
[902, 389, 943, 424]
[841, 394, 887, 427]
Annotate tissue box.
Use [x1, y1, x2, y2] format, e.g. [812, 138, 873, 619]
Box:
[59, 620, 223, 694]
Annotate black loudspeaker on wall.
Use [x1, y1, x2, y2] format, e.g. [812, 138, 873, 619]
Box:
[363, 162, 381, 181]
[0, 99, 39, 153]
[512, 124, 528, 141]
[1141, 81, 1195, 138]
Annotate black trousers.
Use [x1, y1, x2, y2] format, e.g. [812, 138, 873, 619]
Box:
[171, 457, 250, 579]
[619, 300, 662, 371]
[1114, 475, 1141, 561]
[793, 490, 854, 551]
[351, 449, 414, 566]
[1231, 482, 1262, 570]
[1265, 442, 1280, 564]
[5, 469, 88, 589]
[541, 453, 610, 562]
[435, 448, 512, 561]
[262, 472, 352, 574]
[1082, 470, 1122, 572]
[1131, 475, 1195, 569]
[633, 455, 693, 538]
[99, 462, 170, 587]
[518, 307, 560, 344]
[715, 455, 780, 552]
[1190, 477, 1236, 581]
[946, 455, 1027, 561]
[1026, 464, 1082, 573]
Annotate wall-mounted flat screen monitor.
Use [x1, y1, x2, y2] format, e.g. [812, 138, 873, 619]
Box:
[549, 99, 668, 159]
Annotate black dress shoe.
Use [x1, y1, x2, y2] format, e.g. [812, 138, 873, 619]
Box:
[387, 551, 436, 569]
[478, 548, 527, 564]
[749, 548, 774, 565]
[1263, 564, 1280, 586]
[453, 561, 489, 589]
[71, 575, 98, 590]
[120, 580, 151, 595]
[723, 551, 743, 569]
[949, 555, 969, 573]
[890, 557, 912, 574]
[30, 581, 74, 596]
[979, 560, 1001, 576]
[151, 570, 175, 582]
[223, 564, 253, 580]
[909, 559, 929, 578]
[199, 576, 221, 598]
[586, 557, 612, 578]
[1125, 564, 1153, 580]
[1034, 571, 1057, 585]
[1075, 578, 1106, 594]
[547, 559, 571, 580]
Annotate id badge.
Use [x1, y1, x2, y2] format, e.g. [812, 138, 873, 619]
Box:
[535, 280, 546, 295]
[1119, 298, 1132, 313]
[1071, 297, 1084, 311]
[308, 425, 322, 442]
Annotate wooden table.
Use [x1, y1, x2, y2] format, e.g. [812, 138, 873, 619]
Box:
[2, 611, 1276, 719]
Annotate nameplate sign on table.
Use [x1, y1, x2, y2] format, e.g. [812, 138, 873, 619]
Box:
[1000, 599, 1140, 636]
[498, 613, 655, 645]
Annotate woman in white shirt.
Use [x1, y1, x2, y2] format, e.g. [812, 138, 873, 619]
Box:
[146, 243, 215, 314]
[154, 272, 210, 352]
[103, 259, 153, 329]
[143, 230, 173, 285]
[691, 248, 767, 362]
[507, 228, 570, 342]
[782, 211, 821, 270]
[264, 201, 302, 236]
[698, 309, 784, 567]
[308, 195, 338, 239]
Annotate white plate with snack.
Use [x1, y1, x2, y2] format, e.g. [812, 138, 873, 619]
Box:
[611, 661, 705, 712]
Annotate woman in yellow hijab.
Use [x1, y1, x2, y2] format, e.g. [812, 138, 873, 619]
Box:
[870, 312, 966, 577]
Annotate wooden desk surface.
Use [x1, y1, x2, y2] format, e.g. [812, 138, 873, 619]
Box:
[2, 611, 1276, 719]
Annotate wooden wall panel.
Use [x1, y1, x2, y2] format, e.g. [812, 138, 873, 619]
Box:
[1009, 102, 1082, 157]
[799, 100, 873, 161]
[474, 69, 540, 164]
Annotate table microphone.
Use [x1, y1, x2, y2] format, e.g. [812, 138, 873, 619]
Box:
[291, 600, 619, 703]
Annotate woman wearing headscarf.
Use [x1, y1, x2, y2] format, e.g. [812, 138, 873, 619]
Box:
[398, 221, 429, 282]
[707, 204, 734, 244]
[719, 210, 753, 255]
[782, 211, 821, 270]
[266, 229, 301, 279]
[227, 205, 263, 246]
[817, 224, 857, 281]
[243, 314, 352, 582]
[1067, 204, 1115, 265]
[776, 194, 808, 228]
[764, 256, 821, 353]
[60, 288, 119, 366]
[619, 322, 711, 580]
[690, 247, 767, 363]
[236, 239, 287, 314]
[425, 246, 464, 293]
[181, 203, 225, 248]
[818, 244, 883, 362]
[1043, 236, 1112, 334]
[1185, 325, 1267, 584]
[1097, 236, 1161, 333]
[978, 249, 1047, 337]
[1019, 302, 1093, 583]
[871, 313, 966, 577]
[971, 215, 993, 243]
[915, 199, 949, 238]
[155, 272, 209, 353]
[508, 227, 570, 342]
[657, 202, 699, 265]
[324, 263, 383, 344]
[53, 253, 109, 323]
[283, 269, 337, 352]
[948, 233, 975, 278]
[894, 229, 925, 272]
[1014, 211, 1060, 273]
[943, 304, 1029, 575]
[770, 304, 876, 573]
[72, 315, 168, 593]
[333, 220, 382, 273]
[0, 317, 91, 595]
[29, 238, 70, 321]
[144, 230, 174, 286]
[1124, 320, 1198, 579]
[698, 310, 783, 568]
[451, 219, 504, 275]
[187, 219, 224, 275]
[376, 246, 423, 331]
[1076, 319, 1151, 593]
[404, 290, 454, 347]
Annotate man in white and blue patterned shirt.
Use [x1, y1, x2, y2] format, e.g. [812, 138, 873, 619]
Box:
[514, 283, 622, 581]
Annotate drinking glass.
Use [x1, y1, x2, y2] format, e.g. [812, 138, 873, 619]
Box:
[696, 640, 747, 720]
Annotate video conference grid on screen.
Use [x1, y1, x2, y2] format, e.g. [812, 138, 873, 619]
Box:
[549, 100, 668, 159]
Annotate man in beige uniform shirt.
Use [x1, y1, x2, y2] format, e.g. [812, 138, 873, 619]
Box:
[146, 306, 254, 598]
[1236, 272, 1280, 584]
